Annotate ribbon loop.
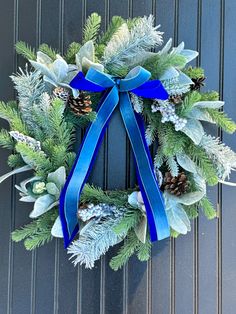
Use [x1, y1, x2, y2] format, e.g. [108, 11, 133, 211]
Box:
[60, 66, 170, 247]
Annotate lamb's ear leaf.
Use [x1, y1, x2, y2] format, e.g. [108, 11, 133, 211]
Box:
[29, 195, 56, 218]
[165, 194, 191, 234]
[176, 153, 197, 173]
[51, 216, 64, 238]
[0, 165, 32, 184]
[194, 101, 224, 109]
[181, 118, 204, 144]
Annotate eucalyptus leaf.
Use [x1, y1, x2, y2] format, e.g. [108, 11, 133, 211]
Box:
[36, 51, 52, 64]
[29, 194, 56, 218]
[82, 57, 104, 72]
[176, 153, 197, 173]
[30, 60, 57, 82]
[159, 38, 172, 54]
[52, 58, 68, 82]
[181, 118, 204, 145]
[178, 72, 193, 85]
[172, 41, 185, 54]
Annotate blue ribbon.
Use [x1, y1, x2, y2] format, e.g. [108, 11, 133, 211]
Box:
[60, 66, 170, 248]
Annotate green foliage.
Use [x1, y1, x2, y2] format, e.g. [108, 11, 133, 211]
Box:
[0, 101, 28, 134]
[184, 204, 199, 219]
[157, 121, 188, 156]
[109, 230, 151, 270]
[0, 129, 14, 149]
[200, 197, 217, 219]
[11, 209, 57, 250]
[144, 53, 187, 79]
[186, 143, 219, 186]
[113, 209, 142, 236]
[178, 91, 201, 117]
[97, 16, 125, 57]
[81, 184, 130, 208]
[183, 66, 205, 79]
[200, 91, 219, 101]
[205, 109, 236, 134]
[109, 230, 140, 270]
[83, 13, 101, 44]
[38, 43, 58, 60]
[15, 142, 52, 176]
[170, 229, 180, 238]
[8, 153, 24, 168]
[15, 41, 36, 60]
[64, 42, 81, 64]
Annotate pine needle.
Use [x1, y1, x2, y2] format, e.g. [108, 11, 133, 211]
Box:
[64, 42, 81, 64]
[83, 13, 101, 44]
[15, 41, 36, 60]
[38, 43, 58, 60]
[205, 109, 236, 134]
[200, 197, 217, 219]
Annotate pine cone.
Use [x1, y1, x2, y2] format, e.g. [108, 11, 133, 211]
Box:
[67, 92, 92, 116]
[169, 95, 183, 105]
[163, 171, 189, 196]
[191, 77, 205, 91]
[53, 87, 69, 101]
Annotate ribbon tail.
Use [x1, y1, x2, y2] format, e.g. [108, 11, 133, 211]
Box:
[60, 86, 119, 248]
[119, 92, 170, 241]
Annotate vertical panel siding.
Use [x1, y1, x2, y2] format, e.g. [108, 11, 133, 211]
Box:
[0, 1, 236, 313]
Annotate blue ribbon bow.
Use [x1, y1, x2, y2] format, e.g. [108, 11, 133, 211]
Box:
[60, 66, 170, 248]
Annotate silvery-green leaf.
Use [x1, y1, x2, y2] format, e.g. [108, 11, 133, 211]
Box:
[15, 176, 41, 194]
[0, 165, 31, 184]
[46, 182, 60, 197]
[30, 60, 57, 82]
[159, 66, 179, 81]
[172, 41, 185, 54]
[178, 190, 205, 205]
[47, 166, 66, 190]
[43, 76, 58, 87]
[76, 40, 95, 67]
[165, 194, 191, 234]
[52, 58, 68, 82]
[193, 101, 224, 109]
[128, 191, 139, 208]
[36, 51, 52, 64]
[178, 72, 193, 85]
[176, 153, 197, 173]
[187, 108, 214, 123]
[20, 195, 36, 202]
[193, 173, 206, 194]
[181, 118, 204, 145]
[51, 216, 63, 238]
[81, 57, 104, 72]
[134, 215, 147, 243]
[29, 194, 55, 218]
[180, 49, 198, 63]
[159, 38, 172, 54]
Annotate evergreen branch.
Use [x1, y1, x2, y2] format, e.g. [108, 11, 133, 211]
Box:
[200, 197, 217, 219]
[15, 142, 52, 176]
[12, 209, 57, 250]
[64, 42, 81, 64]
[38, 43, 58, 60]
[109, 230, 140, 271]
[144, 53, 186, 79]
[0, 129, 14, 149]
[99, 16, 125, 44]
[15, 41, 36, 60]
[136, 236, 152, 261]
[186, 143, 219, 186]
[8, 153, 25, 168]
[184, 204, 199, 219]
[200, 91, 219, 101]
[178, 91, 201, 117]
[0, 101, 28, 134]
[205, 109, 236, 134]
[113, 209, 142, 236]
[83, 13, 101, 44]
[183, 66, 204, 79]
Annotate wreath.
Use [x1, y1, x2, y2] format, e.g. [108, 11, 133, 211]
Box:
[1, 13, 236, 270]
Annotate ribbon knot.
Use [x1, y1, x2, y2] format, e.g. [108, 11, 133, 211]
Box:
[60, 66, 170, 248]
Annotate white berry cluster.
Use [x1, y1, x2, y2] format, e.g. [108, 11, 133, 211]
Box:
[151, 100, 187, 131]
[78, 203, 123, 222]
